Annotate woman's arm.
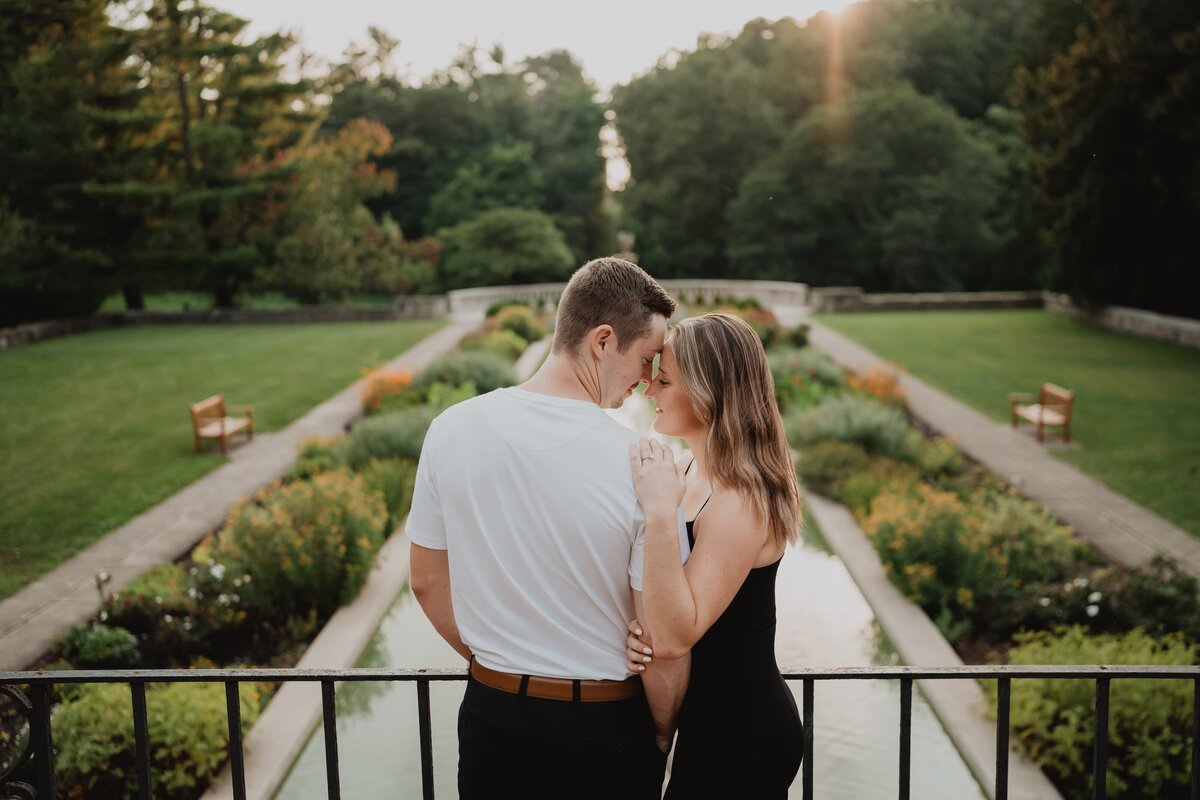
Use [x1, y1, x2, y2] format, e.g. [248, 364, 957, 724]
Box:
[631, 438, 769, 659]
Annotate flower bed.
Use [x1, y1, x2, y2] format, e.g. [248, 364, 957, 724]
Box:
[12, 313, 527, 798]
[768, 326, 1200, 800]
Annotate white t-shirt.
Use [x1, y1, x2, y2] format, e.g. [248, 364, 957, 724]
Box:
[406, 387, 650, 681]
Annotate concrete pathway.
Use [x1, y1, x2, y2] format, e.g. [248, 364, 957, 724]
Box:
[0, 320, 474, 671]
[801, 316, 1200, 578]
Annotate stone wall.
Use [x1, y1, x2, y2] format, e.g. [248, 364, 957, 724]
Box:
[810, 288, 1045, 313]
[446, 279, 810, 318]
[1044, 292, 1200, 350]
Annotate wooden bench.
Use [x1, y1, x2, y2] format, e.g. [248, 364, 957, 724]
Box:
[190, 395, 254, 454]
[1009, 383, 1075, 443]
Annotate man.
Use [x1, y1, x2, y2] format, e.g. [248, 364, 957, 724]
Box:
[407, 257, 687, 799]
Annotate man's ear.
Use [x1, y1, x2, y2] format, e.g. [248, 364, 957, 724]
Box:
[590, 324, 615, 358]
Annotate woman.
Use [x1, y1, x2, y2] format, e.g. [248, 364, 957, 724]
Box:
[627, 311, 804, 798]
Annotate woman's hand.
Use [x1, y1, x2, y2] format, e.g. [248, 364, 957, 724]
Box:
[625, 618, 653, 673]
[629, 437, 685, 520]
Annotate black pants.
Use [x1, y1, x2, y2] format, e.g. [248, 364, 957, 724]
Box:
[458, 676, 666, 800]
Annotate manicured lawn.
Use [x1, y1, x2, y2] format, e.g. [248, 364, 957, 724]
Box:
[0, 320, 444, 599]
[814, 309, 1200, 537]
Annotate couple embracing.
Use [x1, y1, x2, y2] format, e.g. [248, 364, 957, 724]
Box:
[407, 257, 804, 798]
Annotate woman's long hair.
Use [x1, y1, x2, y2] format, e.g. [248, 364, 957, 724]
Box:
[668, 312, 803, 547]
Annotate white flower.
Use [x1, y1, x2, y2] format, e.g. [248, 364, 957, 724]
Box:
[183, 620, 192, 631]
[155, 596, 163, 605]
[98, 571, 110, 582]
[233, 578, 242, 588]
[99, 611, 108, 622]
[242, 574, 251, 584]
[209, 563, 226, 581]
[1088, 591, 1102, 603]
[187, 587, 199, 600]
[1038, 597, 1051, 607]
[164, 614, 173, 623]
[1073, 577, 1089, 589]
[218, 593, 230, 606]
[1086, 604, 1099, 618]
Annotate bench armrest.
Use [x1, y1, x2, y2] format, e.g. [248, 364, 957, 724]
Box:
[1008, 393, 1035, 404]
[226, 404, 254, 414]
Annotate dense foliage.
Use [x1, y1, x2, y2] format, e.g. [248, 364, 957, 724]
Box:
[613, 0, 1198, 316]
[2, 0, 1194, 322]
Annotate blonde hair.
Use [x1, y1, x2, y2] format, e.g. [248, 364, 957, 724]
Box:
[668, 312, 803, 546]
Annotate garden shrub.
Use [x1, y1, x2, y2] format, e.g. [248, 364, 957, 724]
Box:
[847, 364, 906, 407]
[461, 329, 528, 362]
[768, 347, 844, 392]
[54, 680, 262, 800]
[103, 563, 202, 666]
[484, 298, 530, 318]
[994, 556, 1200, 646]
[902, 432, 964, 477]
[835, 458, 922, 516]
[332, 406, 437, 470]
[287, 436, 337, 480]
[212, 469, 388, 623]
[360, 368, 414, 413]
[990, 626, 1196, 800]
[413, 350, 516, 395]
[360, 457, 418, 535]
[789, 394, 911, 459]
[424, 381, 479, 412]
[977, 494, 1095, 588]
[795, 440, 874, 496]
[787, 323, 810, 348]
[62, 623, 140, 669]
[860, 484, 1001, 642]
[491, 304, 547, 343]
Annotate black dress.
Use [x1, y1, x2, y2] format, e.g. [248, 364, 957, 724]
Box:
[663, 516, 805, 799]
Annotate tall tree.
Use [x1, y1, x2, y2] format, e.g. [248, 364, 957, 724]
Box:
[0, 0, 145, 323]
[726, 85, 1005, 290]
[130, 0, 317, 306]
[1014, 0, 1200, 317]
[613, 38, 784, 277]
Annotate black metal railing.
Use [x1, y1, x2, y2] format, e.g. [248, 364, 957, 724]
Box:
[1, 665, 1198, 800]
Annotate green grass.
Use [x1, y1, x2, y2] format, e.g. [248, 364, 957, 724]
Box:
[814, 309, 1200, 537]
[0, 320, 444, 599]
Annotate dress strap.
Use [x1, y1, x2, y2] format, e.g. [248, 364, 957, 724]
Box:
[684, 457, 713, 524]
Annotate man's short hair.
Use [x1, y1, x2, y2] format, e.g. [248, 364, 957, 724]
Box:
[552, 258, 676, 355]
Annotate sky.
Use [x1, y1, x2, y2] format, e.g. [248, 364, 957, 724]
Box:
[224, 0, 856, 91]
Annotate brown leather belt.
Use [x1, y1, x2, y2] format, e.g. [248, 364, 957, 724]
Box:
[470, 659, 642, 702]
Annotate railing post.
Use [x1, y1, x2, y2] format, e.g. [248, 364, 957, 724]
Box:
[1191, 677, 1198, 800]
[130, 681, 152, 800]
[995, 677, 1010, 800]
[321, 680, 341, 800]
[30, 684, 54, 799]
[1094, 677, 1109, 800]
[225, 681, 248, 800]
[803, 678, 814, 800]
[418, 677, 435, 800]
[899, 678, 912, 800]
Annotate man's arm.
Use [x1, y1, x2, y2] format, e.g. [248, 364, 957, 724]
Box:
[410, 543, 472, 662]
[634, 590, 689, 752]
